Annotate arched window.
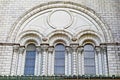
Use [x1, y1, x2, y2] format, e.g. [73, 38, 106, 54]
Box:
[24, 44, 36, 75]
[84, 44, 96, 75]
[54, 44, 65, 75]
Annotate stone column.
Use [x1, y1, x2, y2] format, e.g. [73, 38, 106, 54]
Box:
[65, 47, 68, 75]
[51, 48, 55, 75]
[95, 46, 101, 75]
[77, 46, 83, 75]
[41, 44, 49, 76]
[11, 44, 19, 75]
[17, 46, 25, 75]
[48, 46, 54, 76]
[36, 46, 41, 75]
[65, 46, 72, 75]
[70, 44, 79, 75]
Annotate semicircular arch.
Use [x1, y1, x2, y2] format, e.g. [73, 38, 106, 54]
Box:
[7, 1, 113, 43]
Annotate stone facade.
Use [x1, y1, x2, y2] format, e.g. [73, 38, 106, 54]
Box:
[0, 0, 120, 76]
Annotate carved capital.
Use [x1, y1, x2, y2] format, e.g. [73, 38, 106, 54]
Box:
[36, 46, 41, 52]
[101, 44, 107, 52]
[19, 46, 25, 54]
[41, 43, 49, 51]
[77, 46, 84, 53]
[66, 46, 71, 53]
[70, 43, 79, 52]
[48, 46, 54, 53]
[13, 44, 20, 52]
[95, 46, 101, 53]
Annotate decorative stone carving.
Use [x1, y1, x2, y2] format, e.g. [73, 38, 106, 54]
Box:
[48, 10, 73, 29]
[42, 37, 48, 42]
[13, 44, 20, 52]
[72, 37, 77, 42]
[36, 46, 41, 52]
[41, 44, 49, 52]
[70, 44, 79, 52]
[95, 46, 101, 54]
[65, 46, 72, 75]
[48, 46, 54, 53]
[19, 46, 25, 54]
[77, 46, 84, 53]
[48, 46, 54, 76]
[70, 44, 79, 75]
[41, 44, 49, 75]
[66, 46, 71, 53]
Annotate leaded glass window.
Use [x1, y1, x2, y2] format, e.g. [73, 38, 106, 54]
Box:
[54, 44, 65, 75]
[24, 44, 36, 75]
[84, 44, 96, 75]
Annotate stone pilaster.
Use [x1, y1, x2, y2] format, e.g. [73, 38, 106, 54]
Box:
[70, 44, 79, 75]
[77, 46, 83, 75]
[11, 44, 19, 75]
[101, 45, 108, 75]
[17, 46, 25, 75]
[41, 44, 49, 76]
[48, 46, 54, 76]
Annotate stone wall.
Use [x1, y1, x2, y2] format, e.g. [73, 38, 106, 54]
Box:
[0, 44, 13, 75]
[0, 0, 119, 42]
[0, 0, 119, 76]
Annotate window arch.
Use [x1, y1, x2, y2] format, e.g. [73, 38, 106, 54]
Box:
[54, 44, 65, 75]
[84, 44, 96, 75]
[24, 44, 36, 75]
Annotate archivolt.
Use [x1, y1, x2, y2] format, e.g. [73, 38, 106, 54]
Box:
[48, 31, 72, 46]
[77, 30, 102, 46]
[7, 1, 113, 43]
[17, 30, 43, 46]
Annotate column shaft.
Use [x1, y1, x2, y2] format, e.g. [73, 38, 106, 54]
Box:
[11, 45, 19, 75]
[70, 44, 78, 75]
[41, 44, 49, 75]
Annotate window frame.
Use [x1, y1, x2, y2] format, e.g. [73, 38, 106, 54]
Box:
[24, 44, 36, 75]
[54, 44, 65, 75]
[84, 44, 96, 75]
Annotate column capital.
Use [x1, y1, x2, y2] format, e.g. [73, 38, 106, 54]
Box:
[41, 43, 49, 51]
[70, 43, 79, 51]
[13, 44, 20, 52]
[48, 46, 54, 53]
[36, 46, 41, 52]
[95, 46, 101, 52]
[77, 46, 84, 53]
[66, 46, 71, 53]
[19, 46, 25, 54]
[100, 44, 107, 51]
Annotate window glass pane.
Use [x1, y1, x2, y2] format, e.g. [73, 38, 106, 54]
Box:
[55, 59, 65, 66]
[84, 51, 94, 58]
[55, 51, 65, 58]
[84, 44, 96, 75]
[55, 44, 65, 51]
[26, 44, 36, 51]
[24, 44, 36, 75]
[84, 44, 94, 51]
[84, 66, 96, 75]
[54, 67, 65, 75]
[84, 59, 95, 65]
[54, 44, 65, 75]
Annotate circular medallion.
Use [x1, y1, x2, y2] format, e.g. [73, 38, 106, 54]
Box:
[48, 10, 73, 29]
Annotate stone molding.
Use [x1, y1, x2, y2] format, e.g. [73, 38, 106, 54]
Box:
[7, 1, 113, 43]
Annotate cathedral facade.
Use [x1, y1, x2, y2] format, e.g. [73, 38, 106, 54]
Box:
[0, 0, 120, 76]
